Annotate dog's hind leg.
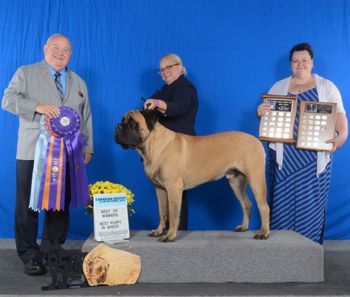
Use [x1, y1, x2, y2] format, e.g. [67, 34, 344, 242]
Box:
[248, 173, 270, 240]
[148, 186, 168, 237]
[226, 170, 252, 232]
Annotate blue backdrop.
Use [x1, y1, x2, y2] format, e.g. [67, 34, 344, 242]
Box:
[0, 0, 349, 240]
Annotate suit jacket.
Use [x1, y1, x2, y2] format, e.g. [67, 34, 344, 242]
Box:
[1, 60, 93, 160]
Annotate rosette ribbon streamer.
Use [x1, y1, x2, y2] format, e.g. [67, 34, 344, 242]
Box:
[29, 116, 51, 211]
[29, 106, 90, 211]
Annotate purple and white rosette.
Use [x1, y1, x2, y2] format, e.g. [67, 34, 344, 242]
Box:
[51, 106, 90, 208]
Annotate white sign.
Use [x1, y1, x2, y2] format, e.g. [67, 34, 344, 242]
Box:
[93, 193, 130, 242]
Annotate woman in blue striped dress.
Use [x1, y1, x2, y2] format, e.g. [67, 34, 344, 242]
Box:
[257, 43, 348, 244]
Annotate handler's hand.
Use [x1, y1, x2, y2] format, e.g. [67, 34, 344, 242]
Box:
[257, 103, 271, 118]
[144, 99, 167, 113]
[325, 135, 345, 153]
[84, 153, 92, 164]
[35, 103, 60, 118]
[144, 99, 158, 110]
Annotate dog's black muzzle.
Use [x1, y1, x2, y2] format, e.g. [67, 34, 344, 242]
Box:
[114, 124, 122, 144]
[115, 123, 129, 148]
[114, 123, 139, 149]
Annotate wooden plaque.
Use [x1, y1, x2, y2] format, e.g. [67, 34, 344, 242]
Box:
[296, 101, 337, 151]
[259, 94, 297, 143]
[83, 243, 141, 286]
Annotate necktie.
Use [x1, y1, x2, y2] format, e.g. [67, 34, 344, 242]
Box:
[54, 72, 64, 100]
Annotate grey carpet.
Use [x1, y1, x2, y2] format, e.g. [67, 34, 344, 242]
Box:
[0, 237, 349, 296]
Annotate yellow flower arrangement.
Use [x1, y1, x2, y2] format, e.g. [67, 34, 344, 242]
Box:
[85, 181, 135, 215]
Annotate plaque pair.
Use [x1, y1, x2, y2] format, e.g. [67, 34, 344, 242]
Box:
[259, 94, 337, 151]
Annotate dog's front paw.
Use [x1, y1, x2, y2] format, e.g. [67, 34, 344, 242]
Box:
[254, 231, 269, 240]
[234, 225, 248, 232]
[158, 234, 175, 242]
[148, 229, 166, 237]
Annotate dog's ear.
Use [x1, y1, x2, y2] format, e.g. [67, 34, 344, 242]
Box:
[140, 109, 159, 131]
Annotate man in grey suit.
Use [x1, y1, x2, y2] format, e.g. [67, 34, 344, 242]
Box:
[2, 34, 93, 275]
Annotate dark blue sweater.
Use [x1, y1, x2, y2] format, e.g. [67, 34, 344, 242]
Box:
[151, 75, 198, 135]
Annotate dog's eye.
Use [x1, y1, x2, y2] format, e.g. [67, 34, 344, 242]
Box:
[127, 118, 139, 129]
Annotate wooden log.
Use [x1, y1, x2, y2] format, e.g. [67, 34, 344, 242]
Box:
[83, 243, 141, 286]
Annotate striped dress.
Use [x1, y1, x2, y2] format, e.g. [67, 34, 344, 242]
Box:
[268, 88, 332, 244]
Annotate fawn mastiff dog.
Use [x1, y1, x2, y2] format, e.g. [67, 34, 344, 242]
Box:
[115, 110, 270, 242]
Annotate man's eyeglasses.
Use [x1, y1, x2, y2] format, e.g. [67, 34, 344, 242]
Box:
[158, 63, 180, 74]
[50, 45, 71, 55]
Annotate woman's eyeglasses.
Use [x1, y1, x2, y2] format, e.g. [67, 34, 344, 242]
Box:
[158, 63, 180, 74]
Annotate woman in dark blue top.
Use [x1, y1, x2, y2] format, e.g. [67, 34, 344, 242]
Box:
[143, 53, 199, 230]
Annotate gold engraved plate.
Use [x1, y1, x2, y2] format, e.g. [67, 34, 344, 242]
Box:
[259, 94, 297, 143]
[297, 101, 337, 151]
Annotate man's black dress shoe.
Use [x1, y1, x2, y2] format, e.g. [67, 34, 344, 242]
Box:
[24, 259, 47, 276]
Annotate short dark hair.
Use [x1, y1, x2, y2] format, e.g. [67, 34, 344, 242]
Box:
[289, 43, 313, 61]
